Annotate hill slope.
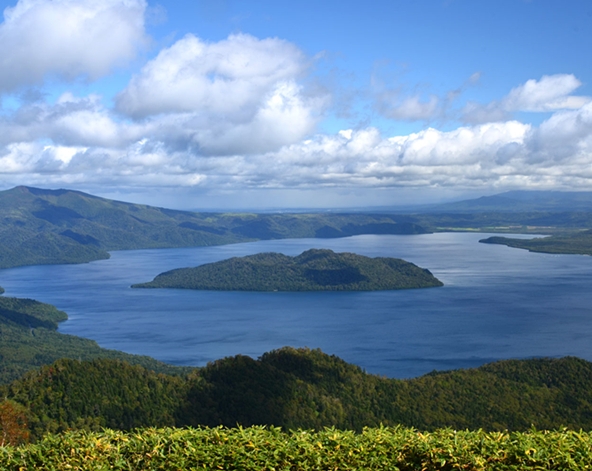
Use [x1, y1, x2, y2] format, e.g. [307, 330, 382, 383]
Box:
[4, 348, 592, 440]
[0, 186, 427, 269]
[132, 248, 443, 291]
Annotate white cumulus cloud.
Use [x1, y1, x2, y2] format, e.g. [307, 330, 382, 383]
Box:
[504, 74, 590, 112]
[0, 0, 148, 93]
[1, 29, 592, 203]
[116, 33, 308, 118]
[4, 99, 592, 194]
[115, 33, 322, 154]
[463, 74, 592, 123]
[0, 93, 141, 148]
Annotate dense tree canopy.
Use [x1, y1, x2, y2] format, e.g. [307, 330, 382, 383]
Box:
[133, 249, 443, 291]
[4, 349, 592, 441]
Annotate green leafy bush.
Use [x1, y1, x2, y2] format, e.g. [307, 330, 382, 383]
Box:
[2, 426, 592, 470]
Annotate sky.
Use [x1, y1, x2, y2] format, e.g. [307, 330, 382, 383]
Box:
[0, 0, 591, 210]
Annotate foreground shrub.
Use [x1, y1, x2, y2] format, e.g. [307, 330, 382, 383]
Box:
[1, 425, 592, 470]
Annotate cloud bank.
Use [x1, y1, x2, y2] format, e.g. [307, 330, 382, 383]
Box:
[3, 99, 592, 193]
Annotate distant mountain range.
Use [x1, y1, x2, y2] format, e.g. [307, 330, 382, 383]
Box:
[1, 185, 592, 269]
[425, 190, 592, 213]
[295, 190, 592, 213]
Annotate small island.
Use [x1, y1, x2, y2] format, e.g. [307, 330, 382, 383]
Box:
[132, 248, 443, 291]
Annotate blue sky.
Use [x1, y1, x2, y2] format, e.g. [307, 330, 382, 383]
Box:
[0, 0, 591, 209]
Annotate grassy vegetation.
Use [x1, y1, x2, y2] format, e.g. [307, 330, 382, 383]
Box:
[2, 426, 592, 470]
[480, 230, 592, 255]
[133, 249, 443, 291]
[0, 296, 190, 385]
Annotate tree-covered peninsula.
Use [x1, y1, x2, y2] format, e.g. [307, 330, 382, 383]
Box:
[480, 229, 592, 255]
[132, 249, 443, 291]
[0, 296, 188, 384]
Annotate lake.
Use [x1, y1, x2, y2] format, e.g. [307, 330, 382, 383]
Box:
[1, 232, 591, 378]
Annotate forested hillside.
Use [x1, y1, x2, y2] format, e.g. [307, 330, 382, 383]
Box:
[4, 186, 592, 269]
[3, 348, 592, 441]
[0, 186, 426, 269]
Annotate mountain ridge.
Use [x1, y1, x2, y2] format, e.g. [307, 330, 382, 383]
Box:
[0, 186, 427, 269]
[423, 190, 592, 213]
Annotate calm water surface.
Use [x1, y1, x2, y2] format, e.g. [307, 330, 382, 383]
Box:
[1, 233, 591, 378]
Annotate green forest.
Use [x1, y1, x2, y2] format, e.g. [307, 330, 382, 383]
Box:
[133, 249, 443, 291]
[3, 349, 592, 442]
[1, 294, 592, 444]
[0, 186, 426, 269]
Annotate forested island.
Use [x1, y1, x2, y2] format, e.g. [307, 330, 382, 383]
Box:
[132, 249, 443, 291]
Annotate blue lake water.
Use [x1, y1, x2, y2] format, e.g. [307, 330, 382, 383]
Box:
[1, 232, 591, 378]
